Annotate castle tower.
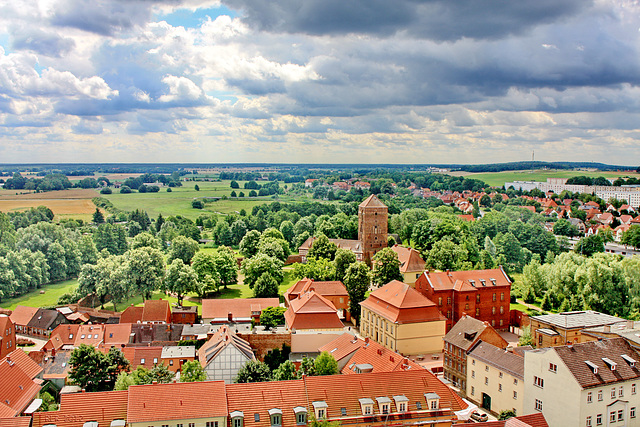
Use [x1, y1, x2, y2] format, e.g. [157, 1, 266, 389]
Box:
[358, 194, 388, 262]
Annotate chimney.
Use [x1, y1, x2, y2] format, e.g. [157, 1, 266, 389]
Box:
[390, 356, 394, 362]
[628, 320, 635, 329]
[228, 312, 233, 322]
[365, 337, 370, 344]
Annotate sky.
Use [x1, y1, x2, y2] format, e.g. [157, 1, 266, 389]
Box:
[1, 0, 640, 165]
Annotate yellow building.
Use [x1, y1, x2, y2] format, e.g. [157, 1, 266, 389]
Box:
[466, 341, 526, 416]
[360, 280, 446, 355]
[389, 245, 426, 286]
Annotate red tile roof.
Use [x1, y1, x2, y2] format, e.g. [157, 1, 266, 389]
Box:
[142, 299, 171, 323]
[0, 417, 31, 427]
[127, 381, 227, 423]
[359, 194, 387, 208]
[9, 306, 38, 327]
[360, 280, 445, 324]
[226, 380, 307, 427]
[102, 324, 133, 347]
[121, 346, 163, 369]
[32, 390, 128, 427]
[202, 298, 279, 321]
[341, 339, 422, 375]
[317, 333, 362, 362]
[74, 324, 106, 347]
[420, 267, 511, 292]
[45, 324, 80, 351]
[0, 351, 42, 417]
[456, 413, 549, 426]
[199, 326, 254, 367]
[284, 279, 348, 304]
[119, 305, 143, 324]
[304, 369, 467, 419]
[390, 246, 425, 274]
[284, 291, 343, 330]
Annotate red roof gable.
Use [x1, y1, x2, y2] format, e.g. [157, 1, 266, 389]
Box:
[317, 333, 362, 362]
[0, 351, 42, 417]
[341, 339, 422, 375]
[202, 298, 279, 320]
[360, 280, 444, 324]
[119, 306, 144, 324]
[284, 291, 343, 330]
[9, 306, 38, 327]
[390, 246, 426, 273]
[33, 390, 128, 427]
[142, 299, 171, 323]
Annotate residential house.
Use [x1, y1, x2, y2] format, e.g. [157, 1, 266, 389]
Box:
[443, 315, 508, 395]
[524, 338, 640, 427]
[25, 308, 68, 338]
[199, 326, 255, 383]
[456, 413, 549, 426]
[161, 346, 196, 372]
[127, 382, 227, 427]
[9, 306, 39, 336]
[121, 346, 163, 370]
[0, 315, 16, 359]
[43, 324, 80, 352]
[41, 348, 73, 389]
[389, 245, 426, 286]
[529, 310, 624, 348]
[466, 341, 527, 416]
[32, 390, 128, 427]
[171, 306, 198, 324]
[0, 349, 43, 418]
[284, 278, 350, 321]
[317, 333, 365, 370]
[201, 298, 279, 326]
[298, 236, 364, 263]
[284, 291, 344, 331]
[415, 267, 512, 331]
[181, 324, 217, 341]
[359, 280, 446, 355]
[340, 338, 423, 375]
[128, 323, 184, 346]
[119, 305, 144, 324]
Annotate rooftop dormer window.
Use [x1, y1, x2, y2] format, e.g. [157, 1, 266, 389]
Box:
[602, 357, 617, 371]
[312, 401, 327, 419]
[376, 397, 391, 414]
[230, 411, 244, 427]
[622, 354, 637, 367]
[269, 408, 282, 426]
[424, 393, 440, 410]
[293, 407, 307, 425]
[393, 395, 409, 412]
[359, 398, 374, 416]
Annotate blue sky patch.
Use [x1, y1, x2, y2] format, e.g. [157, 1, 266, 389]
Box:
[155, 6, 238, 29]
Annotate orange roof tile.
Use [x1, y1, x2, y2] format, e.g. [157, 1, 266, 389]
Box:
[341, 339, 422, 375]
[103, 324, 133, 347]
[202, 298, 279, 321]
[285, 279, 348, 301]
[121, 347, 163, 369]
[45, 324, 80, 351]
[127, 381, 227, 423]
[0, 417, 31, 427]
[420, 267, 511, 292]
[119, 306, 143, 324]
[390, 246, 425, 274]
[199, 326, 254, 367]
[304, 369, 467, 419]
[9, 306, 38, 327]
[359, 194, 387, 208]
[142, 300, 171, 323]
[0, 351, 41, 417]
[226, 380, 307, 427]
[74, 324, 106, 347]
[5, 349, 43, 380]
[285, 292, 343, 330]
[360, 281, 444, 324]
[32, 390, 128, 427]
[317, 333, 362, 362]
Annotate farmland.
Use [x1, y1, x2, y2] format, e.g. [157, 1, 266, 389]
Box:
[0, 188, 99, 222]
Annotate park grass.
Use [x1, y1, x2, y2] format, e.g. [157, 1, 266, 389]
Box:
[102, 180, 296, 220]
[0, 279, 78, 310]
[455, 169, 640, 188]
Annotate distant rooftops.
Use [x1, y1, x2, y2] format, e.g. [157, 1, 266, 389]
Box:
[531, 310, 623, 330]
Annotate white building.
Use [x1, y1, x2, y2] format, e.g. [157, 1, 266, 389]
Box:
[198, 325, 255, 383]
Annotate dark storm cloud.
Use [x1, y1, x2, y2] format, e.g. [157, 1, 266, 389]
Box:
[11, 29, 76, 57]
[222, 0, 590, 41]
[51, 0, 153, 35]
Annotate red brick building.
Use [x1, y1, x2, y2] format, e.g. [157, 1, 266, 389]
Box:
[0, 315, 16, 359]
[415, 267, 511, 331]
[358, 194, 388, 262]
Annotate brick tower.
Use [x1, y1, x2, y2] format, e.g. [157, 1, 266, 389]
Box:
[358, 194, 388, 263]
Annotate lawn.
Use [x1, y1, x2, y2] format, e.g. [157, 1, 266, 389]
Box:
[102, 180, 298, 220]
[455, 169, 640, 188]
[0, 279, 78, 310]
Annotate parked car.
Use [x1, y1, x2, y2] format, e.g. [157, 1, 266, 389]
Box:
[470, 412, 488, 422]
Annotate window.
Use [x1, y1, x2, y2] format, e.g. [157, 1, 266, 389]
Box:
[513, 391, 517, 400]
[535, 399, 542, 412]
[498, 384, 502, 392]
[610, 412, 616, 423]
[177, 424, 183, 427]
[81, 334, 85, 339]
[492, 307, 496, 315]
[170, 360, 174, 366]
[500, 306, 504, 314]
[472, 360, 476, 365]
[381, 404, 389, 415]
[534, 376, 544, 388]
[501, 293, 505, 301]
[485, 377, 489, 385]
[513, 379, 518, 386]
[619, 386, 624, 397]
[596, 414, 602, 426]
[254, 415, 260, 423]
[631, 407, 636, 418]
[587, 392, 593, 403]
[477, 295, 480, 303]
[618, 410, 624, 421]
[153, 358, 158, 364]
[233, 418, 243, 427]
[465, 303, 469, 310]
[398, 402, 406, 412]
[633, 384, 637, 395]
[206, 422, 218, 427]
[69, 334, 73, 339]
[430, 400, 438, 410]
[598, 390, 603, 401]
[317, 409, 325, 419]
[447, 297, 452, 305]
[493, 293, 496, 301]
[586, 416, 592, 427]
[438, 298, 442, 306]
[271, 415, 282, 426]
[499, 372, 503, 378]
[492, 320, 495, 327]
[296, 413, 307, 425]
[485, 365, 489, 372]
[471, 386, 475, 396]
[141, 358, 145, 364]
[549, 363, 557, 373]
[476, 308, 480, 316]
[611, 388, 616, 399]
[189, 423, 195, 427]
[471, 370, 475, 378]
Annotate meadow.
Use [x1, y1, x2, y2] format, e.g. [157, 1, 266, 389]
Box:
[0, 279, 79, 311]
[451, 169, 640, 188]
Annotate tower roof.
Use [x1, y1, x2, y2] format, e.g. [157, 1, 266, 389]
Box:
[359, 194, 387, 208]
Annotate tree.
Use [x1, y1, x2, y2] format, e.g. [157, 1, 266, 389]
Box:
[47, 241, 67, 282]
[371, 247, 402, 286]
[308, 234, 337, 260]
[553, 218, 580, 237]
[77, 235, 99, 265]
[114, 371, 136, 390]
[622, 225, 640, 249]
[230, 180, 239, 189]
[574, 235, 604, 257]
[333, 248, 356, 282]
[253, 273, 279, 298]
[130, 365, 175, 385]
[192, 200, 204, 209]
[425, 240, 467, 272]
[125, 247, 165, 300]
[191, 251, 221, 295]
[180, 360, 207, 382]
[314, 351, 338, 376]
[279, 220, 295, 245]
[296, 356, 316, 378]
[239, 230, 261, 258]
[93, 208, 105, 224]
[69, 345, 130, 392]
[292, 257, 336, 281]
[165, 259, 199, 306]
[257, 237, 290, 262]
[519, 326, 533, 346]
[131, 232, 161, 250]
[213, 246, 238, 288]
[194, 184, 200, 191]
[168, 236, 200, 264]
[230, 219, 248, 245]
[235, 360, 272, 383]
[343, 262, 371, 325]
[272, 360, 297, 381]
[260, 306, 286, 329]
[241, 253, 284, 290]
[498, 409, 516, 420]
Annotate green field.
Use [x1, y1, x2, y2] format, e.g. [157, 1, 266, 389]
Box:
[103, 180, 306, 220]
[0, 279, 78, 310]
[457, 169, 640, 188]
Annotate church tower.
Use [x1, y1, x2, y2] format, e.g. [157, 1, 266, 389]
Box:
[358, 194, 388, 263]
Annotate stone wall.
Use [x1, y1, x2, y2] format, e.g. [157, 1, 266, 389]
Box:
[237, 331, 291, 361]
